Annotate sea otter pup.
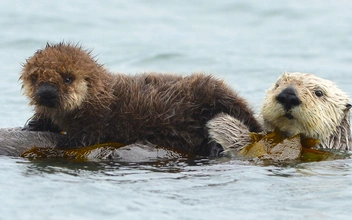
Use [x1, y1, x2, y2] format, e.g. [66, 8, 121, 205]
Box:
[207, 72, 352, 153]
[20, 42, 261, 155]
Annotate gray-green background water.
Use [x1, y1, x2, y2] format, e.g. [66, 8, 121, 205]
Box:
[1, 1, 352, 219]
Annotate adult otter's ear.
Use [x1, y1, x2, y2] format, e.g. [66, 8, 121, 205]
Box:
[346, 104, 352, 110]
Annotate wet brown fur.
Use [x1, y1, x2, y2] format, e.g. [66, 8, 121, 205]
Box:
[20, 42, 262, 154]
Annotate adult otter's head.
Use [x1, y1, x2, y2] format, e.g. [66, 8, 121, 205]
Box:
[20, 42, 111, 113]
[261, 72, 351, 150]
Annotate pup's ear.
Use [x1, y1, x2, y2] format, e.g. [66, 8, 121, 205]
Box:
[346, 104, 352, 110]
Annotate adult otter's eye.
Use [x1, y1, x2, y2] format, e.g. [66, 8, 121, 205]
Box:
[314, 90, 324, 97]
[64, 77, 72, 84]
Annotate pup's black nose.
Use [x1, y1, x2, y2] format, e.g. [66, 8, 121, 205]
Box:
[36, 83, 59, 108]
[276, 87, 301, 111]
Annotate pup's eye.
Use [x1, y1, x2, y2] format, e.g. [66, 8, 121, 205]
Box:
[275, 83, 279, 89]
[64, 77, 72, 84]
[314, 90, 324, 97]
[31, 74, 38, 84]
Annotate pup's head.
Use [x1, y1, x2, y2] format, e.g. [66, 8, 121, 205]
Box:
[20, 42, 108, 113]
[261, 72, 351, 148]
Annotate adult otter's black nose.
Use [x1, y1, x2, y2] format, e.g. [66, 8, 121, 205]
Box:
[276, 87, 301, 111]
[36, 83, 59, 108]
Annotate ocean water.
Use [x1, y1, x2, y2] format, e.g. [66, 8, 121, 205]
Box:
[1, 0, 352, 219]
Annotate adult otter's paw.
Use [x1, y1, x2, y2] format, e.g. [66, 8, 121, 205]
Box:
[206, 113, 253, 156]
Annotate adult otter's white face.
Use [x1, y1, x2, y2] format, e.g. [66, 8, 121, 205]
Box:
[20, 43, 100, 113]
[261, 72, 351, 142]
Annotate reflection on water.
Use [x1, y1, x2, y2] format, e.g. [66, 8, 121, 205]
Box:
[2, 152, 352, 219]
